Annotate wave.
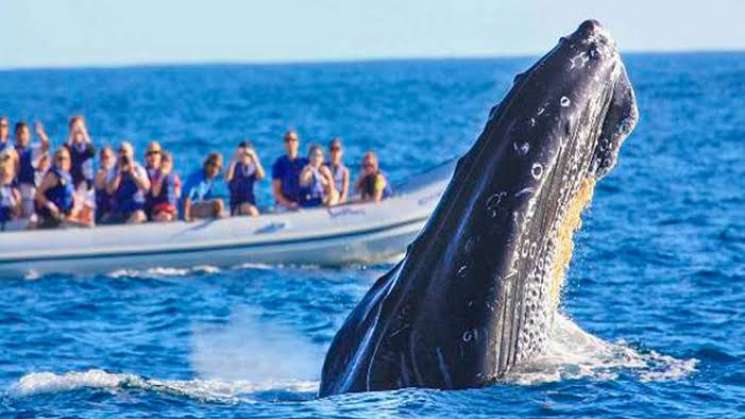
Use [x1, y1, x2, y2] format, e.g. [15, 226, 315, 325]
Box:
[12, 369, 318, 403]
[505, 314, 698, 385]
[9, 315, 696, 402]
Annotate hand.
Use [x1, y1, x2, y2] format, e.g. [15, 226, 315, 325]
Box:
[246, 148, 257, 161]
[34, 122, 46, 138]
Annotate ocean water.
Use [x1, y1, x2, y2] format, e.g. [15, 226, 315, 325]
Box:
[1, 53, 744, 417]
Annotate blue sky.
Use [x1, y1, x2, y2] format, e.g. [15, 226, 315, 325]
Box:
[1, 0, 743, 69]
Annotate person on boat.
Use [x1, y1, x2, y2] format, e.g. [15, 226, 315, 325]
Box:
[63, 116, 96, 224]
[94, 146, 115, 223]
[0, 149, 21, 230]
[299, 144, 338, 208]
[143, 141, 163, 218]
[148, 151, 181, 222]
[355, 151, 393, 203]
[105, 141, 151, 224]
[0, 117, 13, 153]
[182, 152, 225, 221]
[226, 140, 265, 216]
[14, 121, 50, 220]
[272, 130, 308, 211]
[64, 116, 96, 191]
[325, 137, 350, 204]
[34, 148, 89, 228]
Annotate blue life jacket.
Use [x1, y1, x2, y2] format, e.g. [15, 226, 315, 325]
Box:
[114, 170, 145, 213]
[228, 162, 257, 208]
[299, 167, 325, 208]
[15, 145, 35, 185]
[0, 184, 16, 223]
[150, 173, 179, 208]
[95, 186, 112, 221]
[66, 142, 95, 189]
[45, 167, 75, 214]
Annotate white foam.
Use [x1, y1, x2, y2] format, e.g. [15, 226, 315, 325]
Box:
[106, 265, 221, 278]
[506, 314, 697, 385]
[13, 369, 318, 402]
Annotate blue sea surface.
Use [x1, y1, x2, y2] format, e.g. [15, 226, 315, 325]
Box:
[0, 53, 744, 417]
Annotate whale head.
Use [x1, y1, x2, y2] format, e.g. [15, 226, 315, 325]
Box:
[320, 20, 639, 396]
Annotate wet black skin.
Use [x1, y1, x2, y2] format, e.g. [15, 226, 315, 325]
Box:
[319, 20, 639, 396]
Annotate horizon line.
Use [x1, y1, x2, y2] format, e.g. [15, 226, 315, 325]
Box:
[2, 47, 744, 73]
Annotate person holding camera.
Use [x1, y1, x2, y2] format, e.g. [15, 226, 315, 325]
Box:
[225, 140, 265, 216]
[105, 141, 151, 224]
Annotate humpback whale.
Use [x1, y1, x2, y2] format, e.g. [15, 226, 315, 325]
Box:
[319, 20, 639, 396]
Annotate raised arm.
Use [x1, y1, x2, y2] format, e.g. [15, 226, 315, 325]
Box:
[131, 166, 151, 192]
[224, 160, 237, 182]
[34, 122, 50, 153]
[298, 165, 313, 187]
[249, 150, 265, 180]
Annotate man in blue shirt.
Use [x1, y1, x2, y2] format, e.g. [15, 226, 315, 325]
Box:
[272, 130, 309, 210]
[182, 152, 226, 221]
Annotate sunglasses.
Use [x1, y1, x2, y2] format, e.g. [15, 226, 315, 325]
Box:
[330, 146, 341, 151]
[0, 124, 8, 128]
[56, 156, 70, 162]
[146, 150, 161, 156]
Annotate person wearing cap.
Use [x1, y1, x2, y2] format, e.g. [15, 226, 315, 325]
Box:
[105, 141, 151, 224]
[271, 130, 309, 211]
[355, 151, 393, 203]
[325, 137, 350, 204]
[148, 151, 181, 222]
[143, 141, 163, 218]
[226, 140, 265, 216]
[181, 152, 226, 221]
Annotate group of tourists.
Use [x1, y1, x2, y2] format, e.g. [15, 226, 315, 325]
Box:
[0, 116, 393, 229]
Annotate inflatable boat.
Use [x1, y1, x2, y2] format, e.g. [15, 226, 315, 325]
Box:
[0, 161, 454, 276]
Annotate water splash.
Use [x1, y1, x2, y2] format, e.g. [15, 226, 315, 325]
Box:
[506, 314, 698, 385]
[190, 308, 325, 383]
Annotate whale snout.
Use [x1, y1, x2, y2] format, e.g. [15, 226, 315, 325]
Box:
[578, 19, 603, 36]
